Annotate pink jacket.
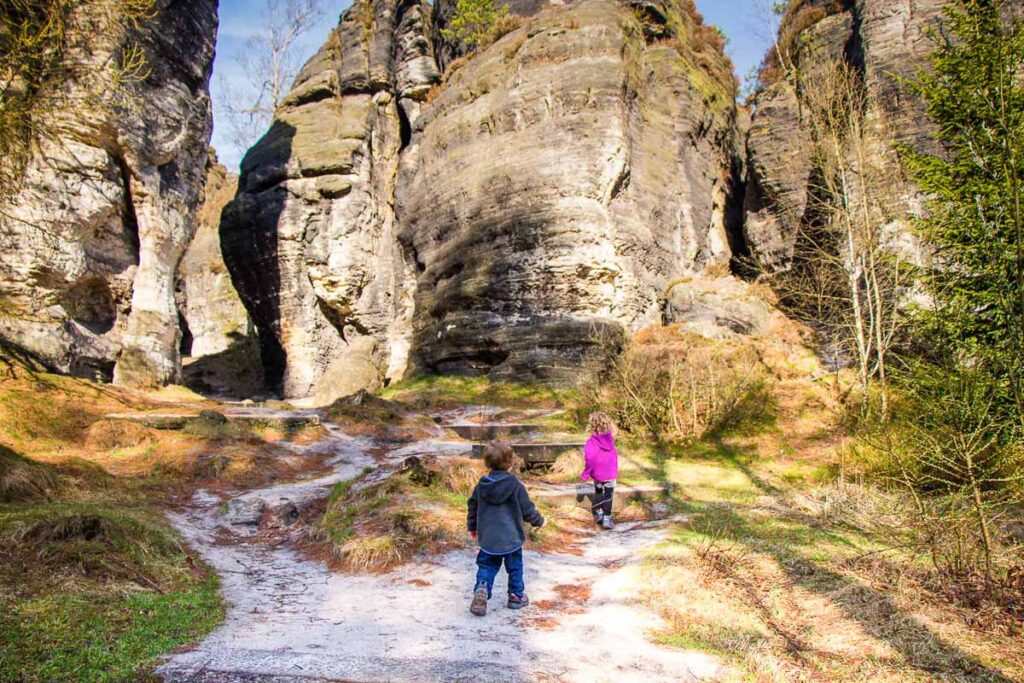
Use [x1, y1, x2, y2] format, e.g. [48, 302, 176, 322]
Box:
[581, 432, 619, 482]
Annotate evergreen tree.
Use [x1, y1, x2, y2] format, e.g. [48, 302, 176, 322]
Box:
[903, 0, 1024, 431]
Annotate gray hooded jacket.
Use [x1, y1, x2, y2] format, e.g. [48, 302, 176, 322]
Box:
[467, 470, 545, 555]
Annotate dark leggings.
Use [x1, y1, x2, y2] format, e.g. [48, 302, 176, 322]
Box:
[594, 481, 614, 517]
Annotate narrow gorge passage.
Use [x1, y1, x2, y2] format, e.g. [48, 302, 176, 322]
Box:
[157, 409, 722, 683]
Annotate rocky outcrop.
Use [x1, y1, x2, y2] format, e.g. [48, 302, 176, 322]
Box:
[0, 0, 218, 386]
[224, 0, 744, 398]
[178, 154, 264, 397]
[221, 0, 440, 403]
[398, 0, 740, 381]
[742, 0, 943, 270]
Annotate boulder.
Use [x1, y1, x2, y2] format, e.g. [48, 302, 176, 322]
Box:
[664, 277, 772, 339]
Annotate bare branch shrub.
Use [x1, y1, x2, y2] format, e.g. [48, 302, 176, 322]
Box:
[218, 0, 324, 154]
[768, 59, 912, 419]
[578, 327, 772, 443]
[0, 0, 157, 201]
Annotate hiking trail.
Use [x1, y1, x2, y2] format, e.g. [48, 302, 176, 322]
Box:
[157, 407, 723, 683]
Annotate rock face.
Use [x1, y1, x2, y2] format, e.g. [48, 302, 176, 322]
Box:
[178, 154, 264, 397]
[221, 0, 440, 403]
[742, 0, 943, 270]
[224, 0, 743, 398]
[0, 0, 218, 386]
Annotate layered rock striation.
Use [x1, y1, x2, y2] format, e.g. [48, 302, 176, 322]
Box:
[742, 0, 945, 270]
[224, 0, 744, 398]
[0, 0, 218, 386]
[220, 0, 440, 402]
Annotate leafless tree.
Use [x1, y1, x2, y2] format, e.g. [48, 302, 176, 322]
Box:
[770, 59, 910, 419]
[219, 0, 324, 154]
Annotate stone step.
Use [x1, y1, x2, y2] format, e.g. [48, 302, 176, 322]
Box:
[158, 647, 526, 682]
[471, 442, 585, 465]
[531, 482, 673, 508]
[104, 410, 320, 431]
[447, 423, 541, 440]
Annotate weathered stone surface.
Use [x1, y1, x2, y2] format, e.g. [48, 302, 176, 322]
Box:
[742, 82, 810, 271]
[399, 0, 741, 382]
[664, 276, 772, 339]
[224, 0, 747, 398]
[743, 0, 943, 271]
[0, 0, 217, 386]
[222, 0, 440, 403]
[178, 154, 264, 397]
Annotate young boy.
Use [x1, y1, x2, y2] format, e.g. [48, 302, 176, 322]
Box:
[467, 441, 545, 617]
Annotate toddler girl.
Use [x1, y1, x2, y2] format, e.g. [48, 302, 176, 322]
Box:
[581, 412, 619, 530]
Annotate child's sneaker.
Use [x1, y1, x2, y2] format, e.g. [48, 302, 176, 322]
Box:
[601, 516, 615, 530]
[507, 593, 530, 610]
[470, 586, 489, 616]
[593, 509, 605, 526]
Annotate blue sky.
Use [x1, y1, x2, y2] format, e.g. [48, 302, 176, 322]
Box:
[211, 0, 773, 170]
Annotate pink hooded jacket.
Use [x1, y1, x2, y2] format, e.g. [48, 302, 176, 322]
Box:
[581, 432, 619, 483]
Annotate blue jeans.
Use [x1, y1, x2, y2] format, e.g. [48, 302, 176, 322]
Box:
[474, 548, 525, 598]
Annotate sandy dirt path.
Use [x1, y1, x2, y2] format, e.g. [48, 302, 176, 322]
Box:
[157, 417, 723, 683]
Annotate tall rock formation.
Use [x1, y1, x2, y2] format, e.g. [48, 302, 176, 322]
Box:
[223, 0, 743, 399]
[399, 0, 740, 380]
[221, 0, 440, 402]
[742, 0, 945, 270]
[0, 0, 218, 386]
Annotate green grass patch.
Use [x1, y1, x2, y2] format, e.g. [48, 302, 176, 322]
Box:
[656, 622, 765, 657]
[0, 574, 221, 682]
[383, 374, 576, 409]
[0, 502, 223, 682]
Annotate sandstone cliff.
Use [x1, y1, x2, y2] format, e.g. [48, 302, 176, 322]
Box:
[0, 0, 218, 386]
[223, 0, 744, 400]
[221, 0, 439, 402]
[742, 0, 944, 270]
[178, 154, 264, 397]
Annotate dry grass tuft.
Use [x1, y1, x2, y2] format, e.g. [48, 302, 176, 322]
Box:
[439, 457, 484, 496]
[0, 445, 58, 501]
[549, 451, 584, 483]
[84, 419, 158, 450]
[338, 535, 403, 573]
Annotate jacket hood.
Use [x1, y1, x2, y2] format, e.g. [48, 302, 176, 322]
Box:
[592, 432, 615, 451]
[477, 471, 518, 505]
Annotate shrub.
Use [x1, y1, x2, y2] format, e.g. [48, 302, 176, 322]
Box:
[578, 329, 772, 443]
[855, 366, 1024, 585]
[440, 0, 512, 51]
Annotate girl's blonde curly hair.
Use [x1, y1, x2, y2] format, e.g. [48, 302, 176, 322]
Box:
[587, 412, 614, 435]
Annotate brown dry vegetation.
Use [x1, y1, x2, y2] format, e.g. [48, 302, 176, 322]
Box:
[758, 0, 849, 88]
[0, 355, 233, 680]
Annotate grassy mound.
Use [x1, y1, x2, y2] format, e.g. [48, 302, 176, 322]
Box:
[0, 503, 222, 682]
[0, 356, 225, 680]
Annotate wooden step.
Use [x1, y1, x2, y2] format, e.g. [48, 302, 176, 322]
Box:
[104, 410, 320, 431]
[471, 442, 585, 465]
[448, 423, 540, 440]
[531, 482, 673, 507]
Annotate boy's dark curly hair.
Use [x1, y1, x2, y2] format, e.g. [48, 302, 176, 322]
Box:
[483, 441, 515, 471]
